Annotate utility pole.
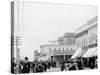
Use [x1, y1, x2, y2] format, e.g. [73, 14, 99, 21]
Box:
[16, 35, 21, 74]
[12, 35, 21, 73]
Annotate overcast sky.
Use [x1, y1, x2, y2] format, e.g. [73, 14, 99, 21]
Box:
[16, 2, 97, 60]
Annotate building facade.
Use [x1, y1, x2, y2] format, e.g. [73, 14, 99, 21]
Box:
[40, 45, 76, 62]
[40, 32, 76, 62]
[57, 32, 76, 46]
[73, 16, 97, 58]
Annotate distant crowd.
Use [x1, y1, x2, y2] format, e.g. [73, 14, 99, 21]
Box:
[11, 56, 97, 74]
[11, 57, 54, 73]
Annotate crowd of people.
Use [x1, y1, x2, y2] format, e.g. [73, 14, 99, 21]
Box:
[11, 56, 98, 74]
[60, 56, 97, 71]
[11, 57, 55, 74]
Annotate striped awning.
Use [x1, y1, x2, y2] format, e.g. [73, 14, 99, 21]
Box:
[71, 48, 82, 59]
[82, 47, 97, 57]
[77, 49, 87, 57]
[93, 48, 98, 56]
[77, 46, 88, 57]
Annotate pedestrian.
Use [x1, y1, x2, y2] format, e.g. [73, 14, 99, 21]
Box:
[31, 62, 35, 73]
[38, 63, 44, 72]
[42, 61, 47, 72]
[65, 62, 68, 71]
[60, 61, 65, 71]
[77, 58, 83, 70]
[22, 57, 30, 73]
[48, 61, 51, 69]
[11, 58, 17, 74]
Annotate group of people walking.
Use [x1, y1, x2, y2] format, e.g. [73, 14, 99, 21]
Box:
[60, 57, 97, 71]
[11, 57, 53, 74]
[11, 56, 97, 74]
[60, 59, 82, 71]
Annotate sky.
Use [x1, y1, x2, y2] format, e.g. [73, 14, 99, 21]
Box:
[15, 2, 97, 60]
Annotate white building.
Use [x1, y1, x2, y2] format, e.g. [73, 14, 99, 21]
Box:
[40, 32, 76, 62]
[72, 16, 97, 58]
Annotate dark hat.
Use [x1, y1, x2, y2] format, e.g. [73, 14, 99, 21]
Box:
[25, 57, 28, 60]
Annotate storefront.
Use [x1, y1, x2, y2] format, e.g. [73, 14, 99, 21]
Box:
[51, 50, 75, 62]
[71, 16, 98, 69]
[82, 43, 97, 69]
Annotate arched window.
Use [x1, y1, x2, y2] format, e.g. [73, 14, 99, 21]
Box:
[67, 48, 68, 50]
[89, 33, 97, 44]
[77, 41, 79, 47]
[82, 38, 87, 46]
[54, 48, 56, 51]
[93, 33, 97, 43]
[71, 48, 73, 50]
[77, 40, 81, 47]
[82, 40, 85, 46]
[59, 48, 60, 51]
[95, 35, 97, 42]
[89, 35, 93, 44]
[49, 48, 51, 52]
[63, 48, 64, 50]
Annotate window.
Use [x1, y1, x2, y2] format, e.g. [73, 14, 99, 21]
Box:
[59, 48, 60, 51]
[89, 33, 97, 44]
[89, 35, 93, 44]
[95, 35, 97, 42]
[77, 40, 81, 47]
[93, 33, 97, 43]
[67, 48, 68, 50]
[71, 48, 73, 50]
[49, 48, 51, 51]
[77, 42, 79, 47]
[82, 38, 87, 46]
[63, 48, 64, 50]
[54, 48, 56, 51]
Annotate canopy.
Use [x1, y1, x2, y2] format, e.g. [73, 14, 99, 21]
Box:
[71, 48, 82, 59]
[82, 47, 97, 57]
[93, 48, 98, 56]
[77, 49, 87, 58]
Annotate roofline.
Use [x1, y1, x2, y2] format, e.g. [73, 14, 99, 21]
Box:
[75, 16, 97, 32]
[40, 44, 76, 48]
[75, 24, 87, 32]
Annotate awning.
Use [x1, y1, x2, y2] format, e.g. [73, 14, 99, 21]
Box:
[77, 49, 87, 58]
[82, 47, 97, 57]
[71, 48, 82, 59]
[93, 48, 98, 56]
